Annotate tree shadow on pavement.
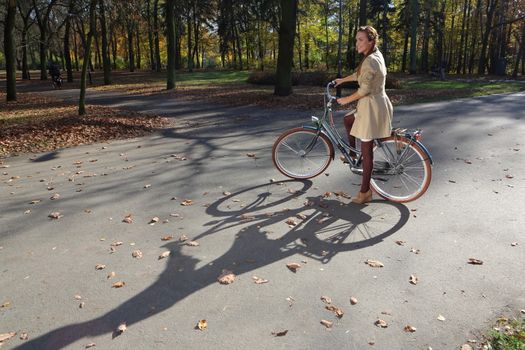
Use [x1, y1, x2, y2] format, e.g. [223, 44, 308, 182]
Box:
[14, 180, 410, 350]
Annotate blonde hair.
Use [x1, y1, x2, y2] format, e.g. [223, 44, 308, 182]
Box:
[356, 26, 379, 76]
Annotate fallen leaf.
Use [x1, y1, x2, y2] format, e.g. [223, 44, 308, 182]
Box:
[79, 302, 85, 308]
[122, 214, 133, 223]
[111, 241, 123, 247]
[468, 258, 483, 265]
[286, 263, 301, 272]
[107, 271, 115, 279]
[197, 319, 207, 330]
[1, 302, 11, 308]
[181, 199, 194, 206]
[240, 214, 255, 221]
[448, 180, 456, 183]
[404, 325, 417, 332]
[30, 200, 41, 204]
[323, 192, 332, 198]
[325, 305, 344, 318]
[223, 191, 231, 196]
[437, 314, 446, 321]
[350, 297, 358, 305]
[159, 251, 171, 259]
[395, 240, 406, 246]
[246, 153, 256, 158]
[409, 275, 419, 285]
[74, 295, 82, 300]
[505, 174, 514, 179]
[132, 250, 143, 259]
[161, 236, 173, 241]
[85, 343, 96, 348]
[365, 259, 384, 268]
[186, 241, 199, 247]
[179, 234, 188, 242]
[320, 296, 332, 304]
[297, 213, 307, 220]
[112, 281, 126, 288]
[144, 184, 151, 188]
[48, 212, 63, 219]
[0, 332, 16, 342]
[271, 330, 288, 337]
[252, 276, 269, 284]
[19, 332, 28, 340]
[50, 193, 60, 200]
[375, 319, 388, 328]
[117, 323, 127, 333]
[461, 345, 473, 350]
[511, 242, 518, 246]
[149, 217, 160, 224]
[286, 218, 298, 227]
[320, 319, 333, 328]
[24, 210, 31, 214]
[218, 269, 236, 284]
[410, 248, 420, 254]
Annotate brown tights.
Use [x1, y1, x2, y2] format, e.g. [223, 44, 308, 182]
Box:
[343, 113, 373, 193]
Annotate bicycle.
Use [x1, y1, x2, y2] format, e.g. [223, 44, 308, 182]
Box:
[272, 81, 433, 203]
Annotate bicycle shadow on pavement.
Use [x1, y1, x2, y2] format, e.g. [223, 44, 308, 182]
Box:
[13, 180, 410, 350]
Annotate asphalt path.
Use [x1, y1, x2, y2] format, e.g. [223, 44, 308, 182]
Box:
[1, 87, 524, 350]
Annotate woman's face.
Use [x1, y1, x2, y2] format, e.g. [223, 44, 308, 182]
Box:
[356, 31, 374, 55]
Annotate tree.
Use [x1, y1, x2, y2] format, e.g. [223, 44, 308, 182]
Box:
[16, 1, 35, 80]
[32, 0, 58, 80]
[166, 0, 176, 90]
[99, 0, 111, 84]
[79, 0, 97, 116]
[274, 0, 297, 96]
[4, 0, 17, 101]
[409, 0, 419, 74]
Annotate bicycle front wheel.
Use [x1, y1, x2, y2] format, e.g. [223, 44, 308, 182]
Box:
[272, 128, 334, 180]
[370, 136, 432, 203]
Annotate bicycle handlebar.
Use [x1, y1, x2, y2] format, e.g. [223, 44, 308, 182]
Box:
[326, 81, 337, 104]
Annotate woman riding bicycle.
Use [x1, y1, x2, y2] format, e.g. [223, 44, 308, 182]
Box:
[334, 26, 393, 204]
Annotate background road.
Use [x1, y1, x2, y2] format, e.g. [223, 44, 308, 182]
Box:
[1, 89, 524, 349]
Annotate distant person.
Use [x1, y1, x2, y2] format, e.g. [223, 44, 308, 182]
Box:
[334, 26, 393, 204]
[48, 62, 63, 89]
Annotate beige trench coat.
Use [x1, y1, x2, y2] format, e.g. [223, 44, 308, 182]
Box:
[350, 49, 393, 140]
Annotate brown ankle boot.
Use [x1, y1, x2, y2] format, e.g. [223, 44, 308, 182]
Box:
[351, 190, 372, 204]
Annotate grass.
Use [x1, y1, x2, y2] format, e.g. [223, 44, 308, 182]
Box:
[403, 79, 525, 99]
[487, 317, 525, 350]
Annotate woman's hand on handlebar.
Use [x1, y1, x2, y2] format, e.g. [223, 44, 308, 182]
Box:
[333, 78, 344, 87]
[336, 96, 352, 106]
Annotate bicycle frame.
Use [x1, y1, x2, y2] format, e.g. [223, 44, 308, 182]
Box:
[302, 82, 433, 174]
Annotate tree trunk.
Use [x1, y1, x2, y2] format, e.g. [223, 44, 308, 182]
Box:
[402, 31, 409, 72]
[359, 0, 367, 26]
[64, 2, 73, 82]
[336, 0, 343, 97]
[136, 26, 141, 69]
[274, 0, 297, 96]
[409, 0, 419, 74]
[175, 19, 182, 69]
[94, 31, 101, 69]
[79, 0, 97, 116]
[325, 2, 330, 70]
[21, 27, 30, 80]
[187, 15, 193, 72]
[127, 23, 135, 72]
[421, 6, 431, 72]
[154, 0, 162, 71]
[478, 0, 498, 74]
[512, 24, 525, 77]
[99, 0, 111, 84]
[166, 0, 176, 89]
[296, 18, 302, 71]
[456, 0, 469, 74]
[146, 0, 155, 70]
[5, 0, 17, 101]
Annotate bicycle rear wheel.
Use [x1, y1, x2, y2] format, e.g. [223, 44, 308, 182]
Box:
[370, 136, 432, 203]
[272, 128, 334, 180]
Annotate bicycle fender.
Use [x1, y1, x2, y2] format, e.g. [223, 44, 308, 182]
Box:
[414, 140, 434, 165]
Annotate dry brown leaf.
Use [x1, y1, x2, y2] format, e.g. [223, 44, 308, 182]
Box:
[112, 281, 126, 288]
[296, 213, 307, 220]
[181, 199, 194, 206]
[375, 319, 388, 328]
[122, 214, 133, 224]
[161, 236, 173, 241]
[350, 297, 358, 305]
[218, 269, 236, 284]
[365, 259, 384, 268]
[252, 276, 269, 284]
[246, 153, 256, 158]
[159, 251, 171, 259]
[79, 302, 85, 308]
[179, 234, 188, 242]
[85, 343, 96, 348]
[1, 301, 11, 308]
[74, 295, 82, 300]
[395, 240, 406, 246]
[117, 323, 127, 333]
[286, 218, 298, 227]
[149, 217, 160, 224]
[271, 330, 288, 337]
[186, 241, 200, 247]
[48, 212, 63, 219]
[107, 271, 115, 279]
[410, 248, 421, 254]
[144, 184, 151, 188]
[437, 314, 446, 321]
[111, 241, 123, 247]
[50, 193, 60, 200]
[0, 332, 16, 342]
[409, 275, 419, 285]
[19, 332, 28, 340]
[223, 191, 231, 196]
[320, 296, 332, 304]
[286, 263, 301, 272]
[404, 325, 417, 332]
[511, 242, 518, 246]
[30, 200, 41, 204]
[240, 214, 255, 221]
[325, 305, 344, 318]
[320, 319, 333, 328]
[468, 258, 484, 265]
[132, 250, 143, 259]
[197, 319, 207, 330]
